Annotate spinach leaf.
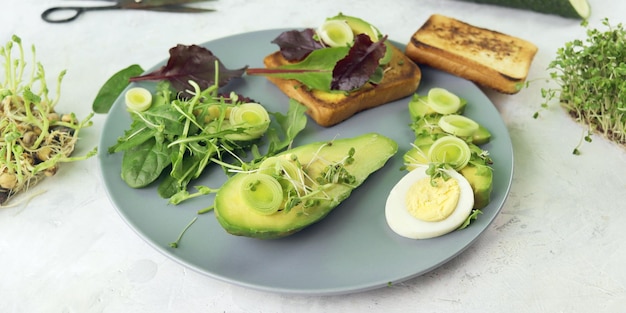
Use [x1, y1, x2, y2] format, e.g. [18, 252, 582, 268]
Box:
[246, 47, 350, 91]
[92, 64, 144, 114]
[108, 125, 155, 153]
[121, 137, 173, 188]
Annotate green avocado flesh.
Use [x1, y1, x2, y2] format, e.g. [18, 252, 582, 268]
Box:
[214, 133, 398, 239]
[328, 13, 380, 42]
[403, 93, 493, 209]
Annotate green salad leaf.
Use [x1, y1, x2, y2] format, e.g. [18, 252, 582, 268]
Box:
[92, 64, 144, 113]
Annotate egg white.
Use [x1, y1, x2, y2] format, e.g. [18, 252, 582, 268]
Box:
[385, 166, 474, 239]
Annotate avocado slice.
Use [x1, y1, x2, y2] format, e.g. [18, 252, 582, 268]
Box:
[214, 133, 397, 239]
[459, 161, 493, 209]
[403, 92, 494, 209]
[327, 13, 381, 42]
[472, 124, 492, 145]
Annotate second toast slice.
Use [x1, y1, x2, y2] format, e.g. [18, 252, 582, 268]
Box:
[406, 14, 537, 94]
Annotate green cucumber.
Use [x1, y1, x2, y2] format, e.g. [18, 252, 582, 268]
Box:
[457, 0, 591, 19]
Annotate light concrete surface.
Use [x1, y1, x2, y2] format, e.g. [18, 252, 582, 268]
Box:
[2, 0, 625, 312]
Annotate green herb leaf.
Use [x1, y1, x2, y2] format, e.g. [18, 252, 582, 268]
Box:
[458, 209, 482, 230]
[246, 46, 349, 91]
[120, 137, 173, 188]
[269, 99, 308, 152]
[92, 64, 144, 114]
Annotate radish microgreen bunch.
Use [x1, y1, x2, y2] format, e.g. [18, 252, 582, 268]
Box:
[0, 35, 95, 205]
[539, 19, 626, 154]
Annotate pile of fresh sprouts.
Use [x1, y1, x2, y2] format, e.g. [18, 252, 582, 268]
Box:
[1, 35, 96, 205]
[540, 19, 626, 154]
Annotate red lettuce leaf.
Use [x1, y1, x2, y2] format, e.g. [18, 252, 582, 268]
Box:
[331, 34, 387, 91]
[271, 28, 324, 61]
[129, 44, 247, 95]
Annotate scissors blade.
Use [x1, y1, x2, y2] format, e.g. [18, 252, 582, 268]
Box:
[118, 0, 215, 10]
[140, 5, 215, 12]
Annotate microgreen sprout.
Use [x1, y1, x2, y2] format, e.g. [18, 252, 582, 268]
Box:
[219, 140, 359, 216]
[538, 18, 626, 153]
[424, 162, 452, 187]
[0, 35, 95, 205]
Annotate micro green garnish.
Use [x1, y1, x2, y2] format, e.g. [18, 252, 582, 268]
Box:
[317, 146, 356, 185]
[169, 216, 198, 248]
[538, 18, 626, 154]
[424, 162, 451, 187]
[222, 140, 359, 216]
[1, 35, 96, 206]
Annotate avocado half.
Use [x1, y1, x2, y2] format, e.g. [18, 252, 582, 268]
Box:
[214, 133, 397, 239]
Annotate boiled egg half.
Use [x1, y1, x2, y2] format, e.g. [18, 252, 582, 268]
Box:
[385, 165, 474, 239]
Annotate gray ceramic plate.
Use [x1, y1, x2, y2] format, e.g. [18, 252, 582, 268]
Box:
[99, 29, 513, 295]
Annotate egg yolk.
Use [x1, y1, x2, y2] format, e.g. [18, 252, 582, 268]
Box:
[405, 177, 460, 222]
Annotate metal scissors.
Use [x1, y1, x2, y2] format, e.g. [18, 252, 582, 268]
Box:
[41, 0, 215, 23]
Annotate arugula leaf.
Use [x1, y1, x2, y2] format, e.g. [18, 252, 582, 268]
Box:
[92, 64, 144, 114]
[271, 28, 324, 61]
[459, 209, 482, 230]
[331, 34, 387, 90]
[269, 99, 308, 152]
[108, 124, 155, 153]
[130, 44, 247, 96]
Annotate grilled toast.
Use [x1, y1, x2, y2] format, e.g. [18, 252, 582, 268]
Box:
[405, 14, 538, 94]
[263, 44, 422, 127]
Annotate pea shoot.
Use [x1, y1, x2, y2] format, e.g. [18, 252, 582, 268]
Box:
[0, 35, 96, 205]
[539, 18, 626, 154]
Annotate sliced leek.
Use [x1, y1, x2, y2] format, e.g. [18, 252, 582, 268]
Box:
[225, 102, 270, 141]
[426, 88, 461, 114]
[240, 173, 284, 215]
[428, 136, 471, 170]
[125, 87, 152, 112]
[318, 19, 355, 47]
[438, 114, 479, 137]
[259, 155, 306, 194]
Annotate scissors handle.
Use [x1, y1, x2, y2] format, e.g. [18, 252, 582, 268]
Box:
[41, 5, 117, 23]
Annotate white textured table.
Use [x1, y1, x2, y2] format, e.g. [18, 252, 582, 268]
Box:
[2, 0, 625, 312]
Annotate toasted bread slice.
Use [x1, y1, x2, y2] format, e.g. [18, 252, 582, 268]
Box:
[263, 44, 421, 127]
[405, 14, 538, 94]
